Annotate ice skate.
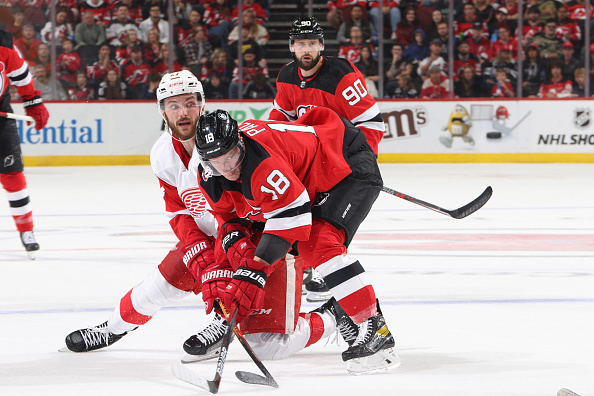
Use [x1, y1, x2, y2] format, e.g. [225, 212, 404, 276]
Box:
[181, 314, 231, 363]
[313, 297, 358, 346]
[304, 269, 332, 303]
[62, 321, 129, 352]
[341, 311, 400, 375]
[20, 231, 39, 260]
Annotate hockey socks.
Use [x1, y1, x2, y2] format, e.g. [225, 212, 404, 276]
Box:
[1, 172, 33, 233]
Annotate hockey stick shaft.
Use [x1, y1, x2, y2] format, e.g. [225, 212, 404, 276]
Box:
[0, 112, 34, 122]
[381, 185, 493, 219]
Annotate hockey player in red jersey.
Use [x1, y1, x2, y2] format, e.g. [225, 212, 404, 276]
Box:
[194, 106, 400, 374]
[0, 29, 49, 259]
[63, 71, 232, 362]
[269, 16, 385, 156]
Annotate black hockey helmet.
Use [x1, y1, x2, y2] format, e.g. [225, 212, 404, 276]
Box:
[289, 16, 324, 47]
[195, 110, 240, 160]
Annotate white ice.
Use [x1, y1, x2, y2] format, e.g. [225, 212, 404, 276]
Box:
[1, 163, 593, 396]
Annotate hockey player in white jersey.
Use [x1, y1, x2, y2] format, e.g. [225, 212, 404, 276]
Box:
[64, 71, 228, 362]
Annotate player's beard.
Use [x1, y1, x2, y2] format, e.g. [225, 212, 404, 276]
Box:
[166, 115, 198, 142]
[296, 52, 321, 71]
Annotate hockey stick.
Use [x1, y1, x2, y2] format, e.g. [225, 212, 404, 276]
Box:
[217, 302, 279, 388]
[0, 112, 34, 123]
[172, 308, 238, 394]
[381, 185, 493, 219]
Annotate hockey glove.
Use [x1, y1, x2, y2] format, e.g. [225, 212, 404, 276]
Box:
[223, 258, 273, 324]
[201, 261, 234, 314]
[183, 238, 215, 280]
[221, 218, 256, 269]
[22, 91, 49, 130]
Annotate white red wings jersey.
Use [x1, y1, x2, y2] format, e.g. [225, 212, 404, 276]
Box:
[199, 107, 354, 244]
[269, 56, 385, 155]
[0, 31, 37, 99]
[150, 133, 217, 246]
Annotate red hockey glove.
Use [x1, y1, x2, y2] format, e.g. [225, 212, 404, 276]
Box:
[221, 219, 256, 269]
[201, 261, 234, 314]
[183, 238, 215, 279]
[222, 258, 273, 324]
[22, 91, 49, 130]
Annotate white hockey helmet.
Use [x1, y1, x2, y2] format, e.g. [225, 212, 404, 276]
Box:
[157, 70, 205, 112]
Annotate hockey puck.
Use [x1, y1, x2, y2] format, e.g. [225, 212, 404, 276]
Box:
[486, 131, 502, 139]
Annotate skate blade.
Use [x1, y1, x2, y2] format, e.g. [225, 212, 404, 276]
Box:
[180, 351, 219, 364]
[305, 291, 332, 303]
[58, 346, 73, 352]
[346, 347, 401, 375]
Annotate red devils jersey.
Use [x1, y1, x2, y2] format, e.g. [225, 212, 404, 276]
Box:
[517, 23, 543, 39]
[537, 78, 573, 98]
[121, 60, 152, 86]
[270, 56, 385, 154]
[199, 107, 354, 244]
[556, 20, 581, 41]
[0, 31, 37, 100]
[87, 59, 120, 81]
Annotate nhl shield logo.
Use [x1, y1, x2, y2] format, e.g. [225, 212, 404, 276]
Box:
[574, 108, 591, 130]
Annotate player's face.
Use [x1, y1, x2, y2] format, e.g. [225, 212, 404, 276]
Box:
[208, 146, 243, 181]
[163, 93, 204, 141]
[292, 39, 322, 71]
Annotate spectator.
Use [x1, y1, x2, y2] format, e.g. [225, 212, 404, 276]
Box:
[435, 21, 450, 59]
[402, 29, 428, 63]
[327, 0, 367, 31]
[172, 0, 192, 27]
[489, 25, 518, 60]
[80, 0, 111, 25]
[87, 43, 120, 88]
[5, 6, 24, 40]
[453, 40, 481, 79]
[56, 37, 81, 90]
[455, 2, 486, 38]
[368, 0, 400, 41]
[355, 45, 379, 98]
[203, 71, 229, 99]
[33, 64, 68, 101]
[203, 0, 233, 49]
[153, 43, 183, 75]
[29, 42, 51, 75]
[561, 41, 579, 81]
[426, 9, 445, 41]
[177, 8, 203, 47]
[500, 0, 519, 33]
[338, 25, 372, 63]
[68, 70, 96, 100]
[491, 68, 515, 97]
[14, 24, 40, 63]
[336, 4, 375, 43]
[227, 9, 269, 46]
[231, 0, 268, 25]
[75, 10, 106, 67]
[493, 8, 511, 37]
[115, 29, 142, 65]
[21, 1, 47, 31]
[140, 72, 162, 100]
[468, 21, 490, 60]
[483, 48, 518, 86]
[121, 45, 152, 99]
[529, 19, 564, 59]
[243, 72, 275, 99]
[226, 25, 265, 66]
[384, 43, 412, 97]
[143, 28, 162, 66]
[388, 73, 419, 98]
[571, 67, 594, 97]
[455, 65, 489, 97]
[40, 8, 74, 50]
[475, 0, 495, 33]
[198, 47, 232, 84]
[538, 59, 573, 97]
[98, 68, 127, 100]
[565, 0, 594, 25]
[229, 46, 268, 98]
[522, 43, 546, 96]
[105, 3, 140, 48]
[417, 38, 447, 80]
[556, 5, 581, 43]
[139, 4, 169, 44]
[182, 25, 213, 68]
[517, 6, 543, 41]
[421, 64, 449, 98]
[535, 0, 559, 24]
[394, 7, 420, 47]
[141, 0, 167, 19]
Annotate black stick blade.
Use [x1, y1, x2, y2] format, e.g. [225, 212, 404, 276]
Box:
[449, 186, 493, 219]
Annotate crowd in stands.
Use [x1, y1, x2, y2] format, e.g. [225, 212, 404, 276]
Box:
[1, 0, 594, 101]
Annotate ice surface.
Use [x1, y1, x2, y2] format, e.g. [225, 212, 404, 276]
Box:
[1, 164, 593, 396]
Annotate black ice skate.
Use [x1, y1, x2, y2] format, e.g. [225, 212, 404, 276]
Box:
[303, 268, 332, 303]
[313, 297, 358, 346]
[181, 313, 231, 363]
[341, 312, 400, 375]
[63, 321, 129, 352]
[20, 231, 39, 260]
